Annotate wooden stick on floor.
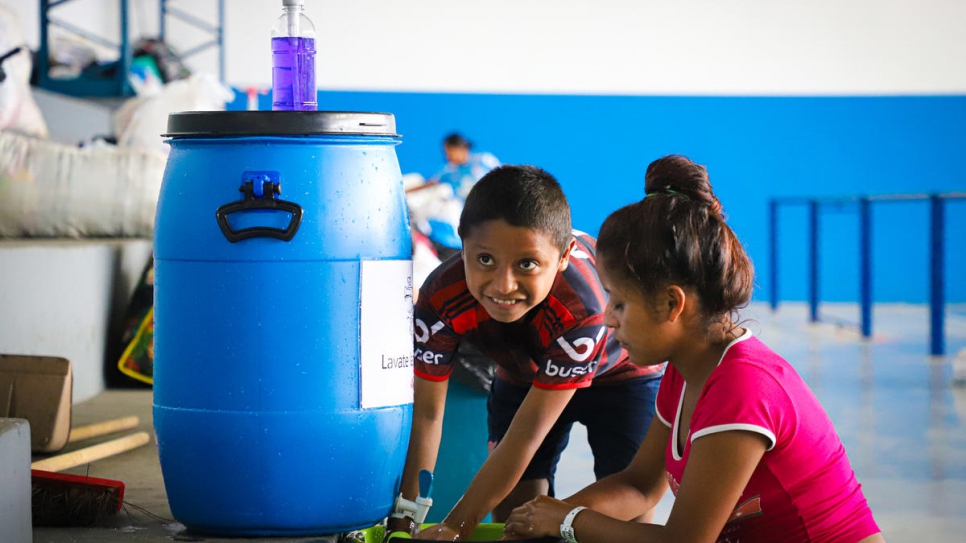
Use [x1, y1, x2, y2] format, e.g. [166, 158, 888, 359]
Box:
[31, 431, 151, 472]
[68, 415, 141, 443]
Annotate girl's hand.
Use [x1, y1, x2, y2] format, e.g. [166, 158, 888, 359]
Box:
[502, 496, 573, 540]
[416, 522, 461, 541]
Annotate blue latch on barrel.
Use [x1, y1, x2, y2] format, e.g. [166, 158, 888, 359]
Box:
[244, 171, 280, 197]
[215, 170, 303, 243]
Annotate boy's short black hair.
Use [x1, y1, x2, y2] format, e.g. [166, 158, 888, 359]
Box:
[458, 165, 573, 253]
[443, 133, 471, 149]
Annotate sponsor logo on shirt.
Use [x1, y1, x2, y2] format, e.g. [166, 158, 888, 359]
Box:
[414, 347, 444, 365]
[716, 495, 764, 542]
[413, 317, 447, 365]
[726, 495, 763, 524]
[414, 317, 446, 343]
[544, 358, 598, 378]
[555, 328, 606, 362]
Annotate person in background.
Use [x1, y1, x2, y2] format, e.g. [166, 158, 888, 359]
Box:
[387, 164, 665, 542]
[430, 132, 501, 202]
[406, 133, 501, 260]
[502, 155, 884, 543]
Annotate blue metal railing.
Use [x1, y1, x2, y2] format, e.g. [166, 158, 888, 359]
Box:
[38, 0, 133, 97]
[160, 0, 225, 83]
[36, 0, 225, 98]
[770, 192, 965, 356]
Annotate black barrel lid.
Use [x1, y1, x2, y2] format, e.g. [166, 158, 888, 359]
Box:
[164, 111, 398, 137]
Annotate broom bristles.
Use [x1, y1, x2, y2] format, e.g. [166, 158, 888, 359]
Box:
[31, 469, 125, 527]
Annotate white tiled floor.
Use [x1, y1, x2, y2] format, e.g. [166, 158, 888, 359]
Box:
[555, 302, 966, 540]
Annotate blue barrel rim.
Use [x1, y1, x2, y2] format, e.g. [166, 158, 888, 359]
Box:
[164, 111, 399, 137]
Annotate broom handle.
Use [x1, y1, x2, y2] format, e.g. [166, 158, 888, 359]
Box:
[69, 415, 141, 443]
[31, 431, 151, 472]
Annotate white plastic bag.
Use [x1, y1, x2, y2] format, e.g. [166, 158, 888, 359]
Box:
[0, 4, 49, 139]
[0, 130, 166, 238]
[113, 73, 234, 155]
[405, 174, 464, 249]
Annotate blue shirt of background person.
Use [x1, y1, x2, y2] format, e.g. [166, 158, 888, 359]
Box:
[430, 133, 501, 201]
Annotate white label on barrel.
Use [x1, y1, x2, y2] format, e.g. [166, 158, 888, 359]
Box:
[360, 259, 416, 409]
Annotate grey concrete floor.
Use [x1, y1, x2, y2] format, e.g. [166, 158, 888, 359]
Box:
[30, 302, 966, 542]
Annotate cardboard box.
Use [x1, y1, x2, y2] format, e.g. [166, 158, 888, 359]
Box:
[0, 355, 72, 453]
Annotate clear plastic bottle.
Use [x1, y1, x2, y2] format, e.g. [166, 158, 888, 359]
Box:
[271, 0, 317, 111]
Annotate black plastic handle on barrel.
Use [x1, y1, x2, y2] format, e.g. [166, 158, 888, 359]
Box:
[216, 180, 303, 243]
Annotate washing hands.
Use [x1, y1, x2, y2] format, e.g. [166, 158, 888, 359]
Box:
[502, 496, 573, 540]
[415, 522, 462, 540]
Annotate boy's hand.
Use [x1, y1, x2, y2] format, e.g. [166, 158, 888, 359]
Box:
[415, 522, 460, 541]
[382, 516, 417, 542]
[503, 496, 572, 540]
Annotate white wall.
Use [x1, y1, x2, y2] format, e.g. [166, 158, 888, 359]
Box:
[0, 240, 153, 404]
[8, 0, 966, 95]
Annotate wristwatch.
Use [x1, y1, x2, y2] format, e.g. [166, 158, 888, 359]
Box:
[560, 506, 587, 543]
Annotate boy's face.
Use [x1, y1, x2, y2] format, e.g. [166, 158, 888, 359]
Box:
[461, 219, 573, 323]
[444, 144, 469, 166]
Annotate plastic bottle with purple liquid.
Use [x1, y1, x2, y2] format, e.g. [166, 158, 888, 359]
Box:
[272, 0, 317, 111]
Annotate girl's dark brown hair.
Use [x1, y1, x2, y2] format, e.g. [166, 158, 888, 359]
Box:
[597, 155, 754, 330]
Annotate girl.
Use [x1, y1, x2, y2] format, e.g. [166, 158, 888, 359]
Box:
[503, 155, 884, 543]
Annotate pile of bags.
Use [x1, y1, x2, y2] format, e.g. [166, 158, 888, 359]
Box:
[0, 4, 48, 139]
[0, 4, 232, 239]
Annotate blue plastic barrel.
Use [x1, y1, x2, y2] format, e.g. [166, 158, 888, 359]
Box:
[153, 111, 414, 536]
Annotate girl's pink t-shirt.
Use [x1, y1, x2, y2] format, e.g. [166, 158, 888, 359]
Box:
[656, 331, 880, 543]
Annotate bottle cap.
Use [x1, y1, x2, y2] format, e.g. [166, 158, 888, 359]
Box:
[282, 0, 304, 6]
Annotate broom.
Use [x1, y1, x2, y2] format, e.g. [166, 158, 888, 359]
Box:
[30, 428, 150, 527]
[31, 470, 127, 527]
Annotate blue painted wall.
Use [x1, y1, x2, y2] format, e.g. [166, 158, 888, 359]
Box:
[231, 91, 966, 304]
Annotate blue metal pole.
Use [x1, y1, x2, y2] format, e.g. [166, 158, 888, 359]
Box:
[929, 195, 945, 356]
[770, 199, 779, 311]
[809, 200, 820, 322]
[219, 0, 226, 83]
[160, 0, 167, 41]
[39, 0, 50, 91]
[119, 0, 132, 96]
[860, 198, 872, 338]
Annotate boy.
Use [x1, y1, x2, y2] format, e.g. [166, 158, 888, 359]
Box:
[391, 165, 664, 541]
[431, 132, 501, 202]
